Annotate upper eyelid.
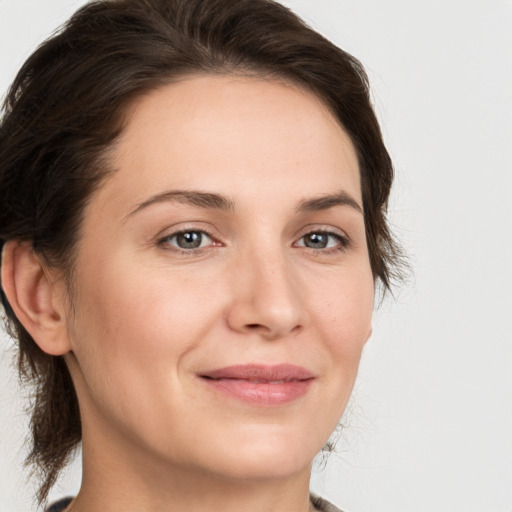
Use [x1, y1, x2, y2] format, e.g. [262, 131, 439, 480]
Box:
[164, 229, 213, 240]
[294, 231, 348, 247]
[299, 230, 347, 240]
[156, 223, 218, 241]
[159, 228, 216, 243]
[294, 224, 349, 240]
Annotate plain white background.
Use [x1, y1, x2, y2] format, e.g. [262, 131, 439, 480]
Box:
[1, 1, 511, 511]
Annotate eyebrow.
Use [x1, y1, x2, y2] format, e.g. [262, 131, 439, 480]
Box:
[126, 188, 362, 219]
[127, 190, 235, 217]
[296, 191, 363, 214]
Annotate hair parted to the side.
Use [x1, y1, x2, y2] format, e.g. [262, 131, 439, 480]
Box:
[0, 0, 403, 505]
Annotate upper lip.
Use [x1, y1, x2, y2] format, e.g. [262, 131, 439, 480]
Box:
[200, 364, 315, 382]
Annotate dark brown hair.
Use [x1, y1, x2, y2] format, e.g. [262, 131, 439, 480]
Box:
[0, 0, 402, 505]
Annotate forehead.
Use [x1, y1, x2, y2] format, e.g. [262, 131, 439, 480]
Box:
[97, 74, 361, 216]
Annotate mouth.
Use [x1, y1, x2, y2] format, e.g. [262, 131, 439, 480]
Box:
[199, 364, 315, 406]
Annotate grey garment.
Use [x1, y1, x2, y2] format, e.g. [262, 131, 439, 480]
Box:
[46, 497, 73, 511]
[311, 493, 344, 512]
[46, 494, 344, 511]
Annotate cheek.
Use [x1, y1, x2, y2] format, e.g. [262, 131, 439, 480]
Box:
[64, 263, 220, 434]
[70, 266, 214, 361]
[294, 265, 373, 441]
[309, 265, 374, 372]
[66, 251, 231, 404]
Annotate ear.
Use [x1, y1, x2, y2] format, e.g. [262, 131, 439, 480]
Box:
[1, 240, 72, 356]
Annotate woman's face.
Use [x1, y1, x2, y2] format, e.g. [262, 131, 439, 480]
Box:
[62, 75, 374, 483]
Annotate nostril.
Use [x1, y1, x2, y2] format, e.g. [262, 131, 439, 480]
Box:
[244, 323, 274, 334]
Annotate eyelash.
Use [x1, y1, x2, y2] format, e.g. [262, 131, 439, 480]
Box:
[293, 230, 350, 253]
[157, 228, 219, 256]
[157, 228, 350, 255]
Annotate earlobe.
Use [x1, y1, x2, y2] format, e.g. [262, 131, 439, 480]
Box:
[1, 240, 71, 356]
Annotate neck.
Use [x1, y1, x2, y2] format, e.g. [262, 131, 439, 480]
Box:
[70, 419, 316, 512]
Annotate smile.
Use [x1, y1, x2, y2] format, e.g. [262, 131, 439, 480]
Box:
[199, 364, 315, 406]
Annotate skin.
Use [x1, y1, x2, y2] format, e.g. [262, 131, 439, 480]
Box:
[2, 75, 374, 512]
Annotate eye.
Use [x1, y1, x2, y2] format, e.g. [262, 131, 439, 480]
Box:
[160, 230, 214, 250]
[295, 231, 348, 250]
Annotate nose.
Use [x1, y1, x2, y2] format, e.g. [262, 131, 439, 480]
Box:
[226, 249, 307, 340]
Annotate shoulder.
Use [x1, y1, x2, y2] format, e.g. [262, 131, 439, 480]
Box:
[311, 493, 345, 512]
[45, 497, 74, 512]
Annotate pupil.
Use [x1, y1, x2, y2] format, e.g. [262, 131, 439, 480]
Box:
[305, 233, 327, 248]
[177, 231, 202, 249]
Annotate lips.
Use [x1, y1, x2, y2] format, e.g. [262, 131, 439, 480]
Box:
[199, 364, 315, 405]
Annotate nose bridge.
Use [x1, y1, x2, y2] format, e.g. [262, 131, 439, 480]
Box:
[252, 246, 299, 309]
[227, 240, 306, 339]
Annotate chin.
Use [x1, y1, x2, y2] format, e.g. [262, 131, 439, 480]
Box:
[193, 425, 324, 482]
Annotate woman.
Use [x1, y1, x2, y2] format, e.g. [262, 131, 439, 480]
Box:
[0, 0, 401, 511]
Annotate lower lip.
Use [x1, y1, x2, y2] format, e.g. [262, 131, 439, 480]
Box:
[200, 378, 314, 405]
